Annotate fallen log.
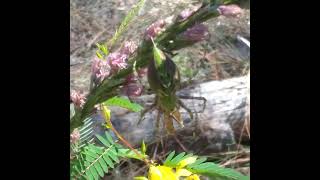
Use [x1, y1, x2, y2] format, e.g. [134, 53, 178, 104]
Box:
[90, 75, 250, 153]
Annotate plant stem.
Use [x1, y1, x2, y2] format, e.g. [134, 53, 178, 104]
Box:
[100, 104, 150, 165]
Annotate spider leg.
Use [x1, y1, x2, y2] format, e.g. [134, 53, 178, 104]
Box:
[178, 95, 207, 113]
[153, 110, 161, 160]
[155, 110, 161, 136]
[137, 102, 157, 125]
[178, 99, 194, 121]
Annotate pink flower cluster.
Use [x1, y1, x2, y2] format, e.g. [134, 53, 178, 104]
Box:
[120, 41, 137, 55]
[144, 20, 166, 40]
[107, 52, 128, 73]
[70, 90, 86, 108]
[91, 56, 111, 84]
[70, 128, 80, 144]
[91, 41, 138, 85]
[180, 23, 209, 42]
[217, 4, 243, 17]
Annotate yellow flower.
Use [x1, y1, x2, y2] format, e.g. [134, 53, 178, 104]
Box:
[145, 161, 201, 180]
[175, 168, 192, 177]
[176, 156, 197, 169]
[148, 165, 177, 180]
[148, 165, 162, 180]
[186, 174, 200, 180]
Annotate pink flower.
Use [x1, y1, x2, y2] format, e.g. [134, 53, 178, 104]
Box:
[70, 128, 80, 144]
[70, 90, 86, 108]
[137, 68, 147, 78]
[217, 4, 243, 17]
[178, 9, 194, 21]
[123, 83, 143, 97]
[176, 5, 201, 22]
[120, 41, 137, 56]
[180, 23, 209, 42]
[145, 20, 166, 40]
[107, 52, 129, 72]
[125, 73, 138, 83]
[91, 57, 111, 84]
[121, 72, 144, 97]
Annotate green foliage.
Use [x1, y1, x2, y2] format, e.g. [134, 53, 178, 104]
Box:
[70, 104, 75, 119]
[172, 55, 199, 82]
[141, 140, 147, 155]
[163, 151, 249, 180]
[95, 43, 109, 59]
[107, 0, 146, 50]
[71, 96, 145, 179]
[103, 96, 143, 112]
[94, 0, 146, 59]
[164, 151, 194, 167]
[152, 40, 166, 70]
[78, 117, 95, 147]
[71, 131, 146, 180]
[209, 0, 232, 5]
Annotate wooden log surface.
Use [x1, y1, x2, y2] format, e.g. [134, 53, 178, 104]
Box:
[90, 75, 250, 153]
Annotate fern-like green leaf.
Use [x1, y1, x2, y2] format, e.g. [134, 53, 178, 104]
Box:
[187, 157, 208, 168]
[85, 149, 99, 159]
[108, 147, 120, 163]
[98, 158, 108, 173]
[165, 152, 186, 167]
[85, 154, 96, 163]
[103, 96, 143, 112]
[88, 144, 104, 154]
[163, 152, 249, 180]
[118, 148, 148, 160]
[102, 154, 114, 168]
[89, 166, 99, 180]
[78, 117, 95, 148]
[96, 134, 111, 147]
[106, 0, 146, 49]
[85, 170, 94, 180]
[72, 122, 145, 180]
[105, 131, 115, 145]
[72, 134, 122, 180]
[164, 151, 175, 165]
[187, 162, 249, 180]
[94, 161, 104, 178]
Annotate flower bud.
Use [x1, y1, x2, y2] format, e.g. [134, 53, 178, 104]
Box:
[125, 73, 138, 83]
[70, 90, 86, 108]
[138, 68, 148, 78]
[120, 41, 137, 56]
[70, 128, 80, 144]
[217, 4, 243, 17]
[180, 23, 209, 42]
[107, 52, 129, 72]
[145, 20, 166, 40]
[123, 83, 143, 97]
[91, 56, 111, 84]
[176, 5, 201, 22]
